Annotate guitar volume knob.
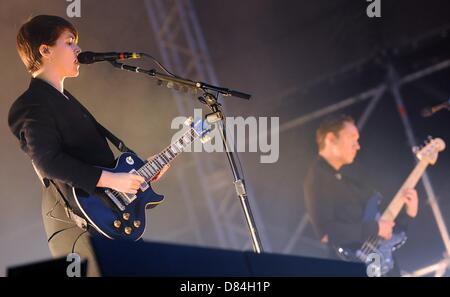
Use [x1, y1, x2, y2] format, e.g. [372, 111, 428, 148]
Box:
[133, 220, 141, 228]
[113, 220, 121, 228]
[124, 227, 132, 235]
[123, 213, 130, 220]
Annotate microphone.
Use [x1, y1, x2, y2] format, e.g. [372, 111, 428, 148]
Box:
[77, 51, 141, 64]
[421, 98, 450, 117]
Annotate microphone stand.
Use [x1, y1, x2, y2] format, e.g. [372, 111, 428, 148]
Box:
[108, 61, 264, 253]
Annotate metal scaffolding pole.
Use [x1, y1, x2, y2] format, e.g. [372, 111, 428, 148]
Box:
[144, 0, 270, 251]
[144, 0, 227, 248]
[277, 58, 450, 134]
[357, 86, 386, 131]
[389, 65, 450, 277]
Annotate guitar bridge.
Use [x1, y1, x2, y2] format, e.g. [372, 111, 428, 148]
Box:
[119, 192, 137, 204]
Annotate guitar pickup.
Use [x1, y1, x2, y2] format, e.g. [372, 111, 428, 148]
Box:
[119, 192, 136, 205]
[105, 189, 126, 211]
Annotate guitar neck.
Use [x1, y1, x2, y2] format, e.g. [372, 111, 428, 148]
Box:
[137, 127, 198, 182]
[380, 159, 428, 221]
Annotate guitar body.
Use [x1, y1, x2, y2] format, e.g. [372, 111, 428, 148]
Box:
[71, 117, 212, 241]
[335, 233, 407, 275]
[334, 194, 408, 275]
[73, 152, 164, 241]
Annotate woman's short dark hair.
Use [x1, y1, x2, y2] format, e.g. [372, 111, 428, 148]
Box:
[316, 114, 355, 151]
[16, 15, 78, 74]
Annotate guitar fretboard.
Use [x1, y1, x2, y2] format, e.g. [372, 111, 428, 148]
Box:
[137, 127, 197, 182]
[380, 159, 429, 221]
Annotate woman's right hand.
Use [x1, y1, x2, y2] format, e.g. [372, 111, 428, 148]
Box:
[97, 171, 145, 194]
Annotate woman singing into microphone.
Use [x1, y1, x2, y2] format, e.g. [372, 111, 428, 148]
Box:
[8, 15, 169, 276]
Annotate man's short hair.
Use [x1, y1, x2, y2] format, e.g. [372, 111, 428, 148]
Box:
[16, 15, 78, 74]
[316, 114, 355, 151]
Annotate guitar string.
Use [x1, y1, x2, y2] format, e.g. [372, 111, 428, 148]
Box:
[360, 235, 381, 258]
[361, 208, 399, 258]
[109, 127, 197, 200]
[139, 127, 196, 181]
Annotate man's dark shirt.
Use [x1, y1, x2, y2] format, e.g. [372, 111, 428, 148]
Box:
[8, 78, 116, 201]
[304, 156, 411, 247]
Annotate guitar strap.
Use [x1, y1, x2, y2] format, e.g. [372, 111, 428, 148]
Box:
[93, 120, 136, 155]
[33, 121, 136, 231]
[64, 90, 136, 155]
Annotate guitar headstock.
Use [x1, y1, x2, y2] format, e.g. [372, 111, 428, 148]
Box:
[184, 116, 212, 143]
[415, 137, 446, 165]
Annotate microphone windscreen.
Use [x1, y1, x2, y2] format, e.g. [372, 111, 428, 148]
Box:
[77, 51, 95, 64]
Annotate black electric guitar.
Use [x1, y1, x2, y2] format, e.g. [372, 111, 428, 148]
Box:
[334, 137, 446, 275]
[72, 117, 211, 241]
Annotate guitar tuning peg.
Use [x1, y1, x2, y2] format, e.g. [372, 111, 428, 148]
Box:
[412, 146, 420, 154]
